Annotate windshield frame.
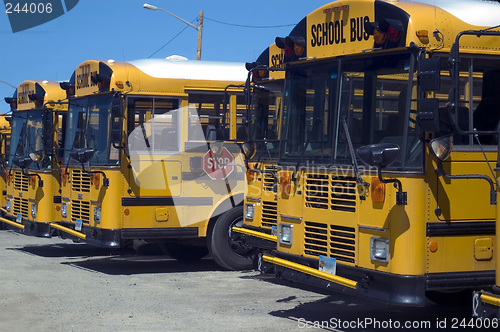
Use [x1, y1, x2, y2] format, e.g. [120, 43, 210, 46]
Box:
[63, 92, 118, 167]
[278, 49, 424, 172]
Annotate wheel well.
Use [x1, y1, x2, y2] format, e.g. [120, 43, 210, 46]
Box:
[206, 193, 243, 239]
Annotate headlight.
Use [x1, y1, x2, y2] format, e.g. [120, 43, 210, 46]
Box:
[31, 203, 37, 218]
[244, 203, 255, 220]
[94, 206, 101, 223]
[370, 237, 389, 262]
[6, 198, 11, 212]
[61, 202, 68, 217]
[279, 223, 293, 245]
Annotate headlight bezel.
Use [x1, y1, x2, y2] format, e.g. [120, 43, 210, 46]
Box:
[61, 202, 68, 217]
[278, 223, 293, 245]
[370, 236, 389, 263]
[244, 203, 255, 220]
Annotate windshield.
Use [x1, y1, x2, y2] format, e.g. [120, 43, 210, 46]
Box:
[7, 110, 53, 169]
[280, 52, 423, 170]
[64, 94, 117, 166]
[7, 111, 28, 168]
[248, 80, 282, 161]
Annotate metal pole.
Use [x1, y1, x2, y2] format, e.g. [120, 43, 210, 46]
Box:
[196, 11, 203, 60]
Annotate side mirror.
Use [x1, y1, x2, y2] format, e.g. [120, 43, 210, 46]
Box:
[357, 143, 407, 205]
[430, 135, 453, 161]
[209, 141, 223, 158]
[69, 148, 95, 164]
[357, 143, 399, 168]
[29, 151, 45, 163]
[241, 141, 257, 160]
[12, 156, 33, 169]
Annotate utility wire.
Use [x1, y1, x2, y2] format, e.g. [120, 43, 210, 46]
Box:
[148, 17, 198, 58]
[204, 16, 295, 28]
[148, 16, 296, 58]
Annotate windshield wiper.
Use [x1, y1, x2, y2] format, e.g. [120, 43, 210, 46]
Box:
[341, 117, 369, 188]
[291, 118, 321, 182]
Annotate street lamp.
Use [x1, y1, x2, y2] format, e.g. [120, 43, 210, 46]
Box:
[143, 3, 203, 60]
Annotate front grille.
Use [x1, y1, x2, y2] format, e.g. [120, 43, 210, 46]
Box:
[305, 174, 357, 213]
[71, 169, 91, 193]
[261, 201, 277, 228]
[304, 221, 356, 264]
[71, 200, 90, 224]
[263, 166, 277, 192]
[13, 197, 29, 218]
[13, 172, 29, 191]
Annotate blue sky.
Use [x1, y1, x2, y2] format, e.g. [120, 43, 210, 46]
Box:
[1, 0, 499, 115]
[0, 0, 327, 113]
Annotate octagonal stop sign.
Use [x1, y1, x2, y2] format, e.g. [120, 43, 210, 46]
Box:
[202, 147, 234, 180]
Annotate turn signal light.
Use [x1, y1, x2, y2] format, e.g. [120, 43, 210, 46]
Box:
[30, 175, 36, 187]
[246, 163, 255, 182]
[279, 172, 291, 195]
[61, 169, 67, 184]
[93, 173, 100, 186]
[371, 177, 385, 203]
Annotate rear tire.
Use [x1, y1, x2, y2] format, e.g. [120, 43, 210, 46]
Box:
[209, 206, 253, 271]
[159, 242, 209, 262]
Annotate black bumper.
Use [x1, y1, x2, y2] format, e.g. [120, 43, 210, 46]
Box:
[1, 215, 51, 237]
[267, 252, 496, 307]
[55, 222, 199, 248]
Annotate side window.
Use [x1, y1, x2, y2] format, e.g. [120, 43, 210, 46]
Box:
[435, 56, 500, 146]
[127, 96, 180, 152]
[188, 93, 225, 141]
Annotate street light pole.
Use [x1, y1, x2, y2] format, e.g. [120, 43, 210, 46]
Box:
[143, 4, 203, 60]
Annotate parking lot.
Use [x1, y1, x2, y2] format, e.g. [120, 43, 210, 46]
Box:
[0, 229, 479, 332]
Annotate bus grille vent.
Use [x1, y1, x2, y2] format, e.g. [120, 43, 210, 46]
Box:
[263, 166, 277, 192]
[71, 200, 90, 224]
[13, 197, 29, 218]
[261, 200, 277, 228]
[13, 171, 29, 191]
[71, 169, 91, 193]
[304, 221, 356, 264]
[305, 174, 357, 213]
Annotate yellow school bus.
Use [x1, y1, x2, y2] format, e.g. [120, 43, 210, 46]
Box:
[236, 0, 500, 305]
[238, 43, 284, 252]
[1, 80, 66, 236]
[0, 113, 11, 225]
[53, 57, 254, 270]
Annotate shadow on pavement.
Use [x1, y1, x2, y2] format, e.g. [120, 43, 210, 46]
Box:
[61, 255, 224, 275]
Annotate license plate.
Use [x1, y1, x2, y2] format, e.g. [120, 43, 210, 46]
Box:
[319, 255, 337, 275]
[271, 226, 277, 237]
[75, 219, 83, 231]
[16, 213, 22, 223]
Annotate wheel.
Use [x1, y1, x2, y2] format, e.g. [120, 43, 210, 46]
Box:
[209, 206, 253, 271]
[159, 242, 209, 262]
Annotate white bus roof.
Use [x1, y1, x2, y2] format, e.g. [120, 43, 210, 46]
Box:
[127, 58, 248, 82]
[411, 0, 500, 27]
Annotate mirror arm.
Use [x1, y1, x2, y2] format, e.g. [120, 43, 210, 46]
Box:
[84, 170, 109, 187]
[435, 160, 496, 205]
[377, 167, 407, 205]
[20, 170, 43, 187]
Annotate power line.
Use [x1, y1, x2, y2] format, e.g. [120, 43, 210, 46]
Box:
[148, 17, 198, 58]
[204, 16, 295, 28]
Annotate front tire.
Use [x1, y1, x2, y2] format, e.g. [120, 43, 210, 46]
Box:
[160, 242, 209, 262]
[209, 206, 253, 271]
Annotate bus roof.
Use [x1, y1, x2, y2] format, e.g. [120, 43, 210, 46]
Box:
[416, 0, 500, 27]
[127, 58, 248, 82]
[275, 0, 500, 63]
[8, 80, 66, 111]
